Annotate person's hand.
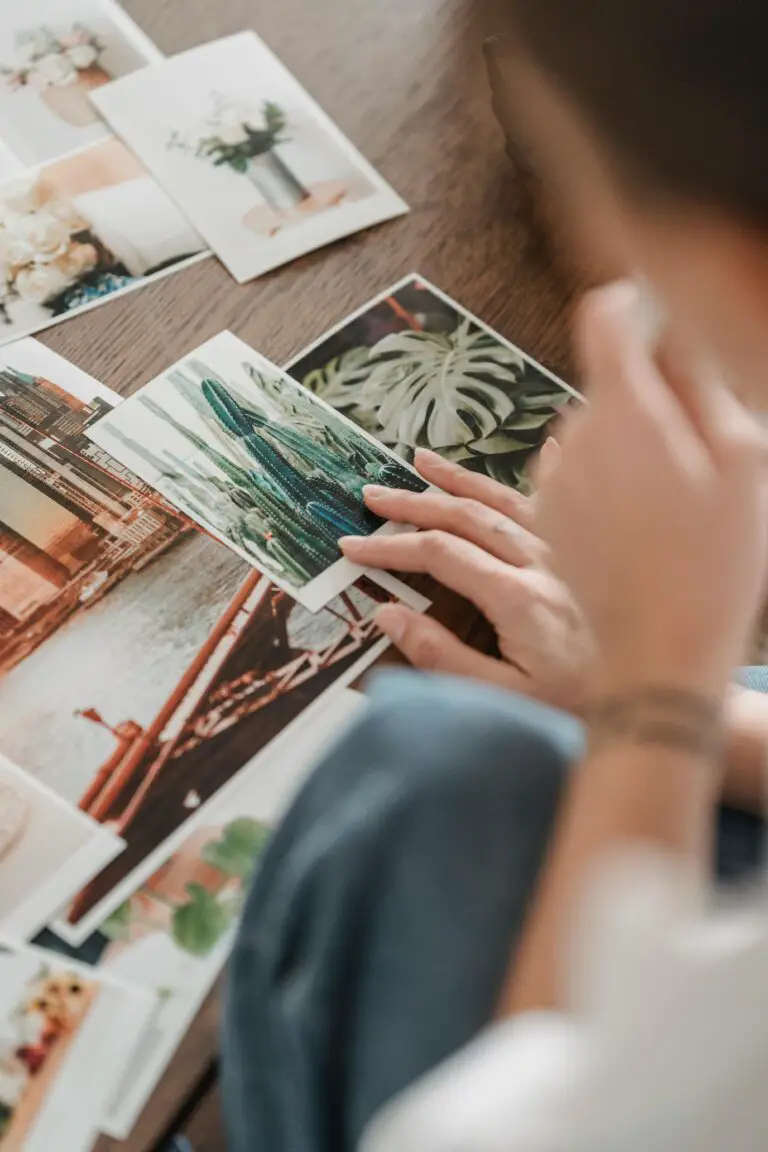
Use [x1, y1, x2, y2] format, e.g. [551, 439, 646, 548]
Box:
[536, 282, 768, 699]
[340, 447, 599, 714]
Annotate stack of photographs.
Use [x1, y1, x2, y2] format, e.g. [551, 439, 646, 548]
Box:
[0, 262, 579, 1143]
[0, 9, 409, 347]
[0, 1, 582, 1145]
[0, 0, 211, 347]
[0, 329, 430, 1146]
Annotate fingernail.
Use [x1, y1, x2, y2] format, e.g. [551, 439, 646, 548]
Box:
[362, 484, 387, 500]
[541, 436, 560, 463]
[374, 605, 407, 643]
[339, 535, 364, 554]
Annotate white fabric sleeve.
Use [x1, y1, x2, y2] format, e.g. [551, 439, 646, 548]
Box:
[361, 1013, 589, 1152]
[361, 851, 768, 1152]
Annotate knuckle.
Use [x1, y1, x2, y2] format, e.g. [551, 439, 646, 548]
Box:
[421, 529, 454, 562]
[408, 627, 445, 670]
[449, 496, 486, 532]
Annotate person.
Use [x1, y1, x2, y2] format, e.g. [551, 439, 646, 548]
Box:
[221, 1, 768, 1148]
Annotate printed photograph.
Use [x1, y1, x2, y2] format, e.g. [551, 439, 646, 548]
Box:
[289, 273, 583, 493]
[36, 692, 364, 1139]
[0, 942, 153, 1152]
[0, 137, 207, 345]
[91, 31, 408, 282]
[0, 756, 123, 941]
[50, 569, 427, 940]
[0, 337, 190, 678]
[87, 330, 428, 612]
[0, 0, 162, 166]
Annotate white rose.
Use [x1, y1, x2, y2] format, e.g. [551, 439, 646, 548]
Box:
[218, 121, 249, 147]
[15, 28, 58, 63]
[66, 44, 98, 69]
[11, 211, 69, 256]
[47, 197, 89, 230]
[0, 178, 42, 215]
[0, 229, 35, 268]
[34, 53, 78, 88]
[54, 242, 98, 279]
[14, 262, 70, 304]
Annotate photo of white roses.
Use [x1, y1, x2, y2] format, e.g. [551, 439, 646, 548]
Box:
[0, 138, 206, 343]
[0, 0, 162, 167]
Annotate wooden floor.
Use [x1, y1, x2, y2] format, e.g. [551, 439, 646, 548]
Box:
[74, 0, 580, 1146]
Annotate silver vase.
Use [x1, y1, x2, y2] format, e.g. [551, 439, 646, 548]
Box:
[245, 151, 309, 212]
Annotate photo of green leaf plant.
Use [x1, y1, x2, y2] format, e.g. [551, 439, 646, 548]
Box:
[99, 817, 271, 959]
[87, 331, 427, 608]
[289, 274, 581, 492]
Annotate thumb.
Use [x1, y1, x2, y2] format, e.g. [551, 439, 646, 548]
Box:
[375, 605, 528, 690]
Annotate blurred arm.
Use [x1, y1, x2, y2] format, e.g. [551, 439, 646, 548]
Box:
[500, 721, 719, 1015]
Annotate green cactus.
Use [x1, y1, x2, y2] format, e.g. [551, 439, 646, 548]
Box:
[199, 382, 373, 543]
[130, 359, 431, 588]
[372, 461, 428, 492]
[201, 377, 252, 437]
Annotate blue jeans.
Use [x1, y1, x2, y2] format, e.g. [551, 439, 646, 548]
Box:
[222, 670, 766, 1152]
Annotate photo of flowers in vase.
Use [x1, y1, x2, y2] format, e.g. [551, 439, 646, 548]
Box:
[288, 274, 584, 493]
[0, 942, 154, 1152]
[0, 0, 162, 166]
[0, 137, 206, 344]
[168, 96, 352, 232]
[86, 330, 428, 611]
[91, 31, 408, 282]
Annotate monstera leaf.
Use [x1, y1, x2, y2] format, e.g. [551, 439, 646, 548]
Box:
[298, 319, 576, 491]
[302, 347, 373, 412]
[460, 391, 574, 490]
[201, 818, 271, 879]
[356, 319, 525, 449]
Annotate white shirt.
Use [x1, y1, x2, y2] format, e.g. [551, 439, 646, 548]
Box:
[362, 851, 768, 1152]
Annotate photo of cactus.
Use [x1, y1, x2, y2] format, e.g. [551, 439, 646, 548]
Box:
[87, 329, 428, 611]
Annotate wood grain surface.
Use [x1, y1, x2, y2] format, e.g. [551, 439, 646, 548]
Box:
[81, 0, 579, 1146]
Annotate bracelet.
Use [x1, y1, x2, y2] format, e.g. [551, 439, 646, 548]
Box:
[588, 686, 724, 759]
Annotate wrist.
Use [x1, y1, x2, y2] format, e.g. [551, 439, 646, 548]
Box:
[588, 683, 726, 767]
[597, 656, 733, 702]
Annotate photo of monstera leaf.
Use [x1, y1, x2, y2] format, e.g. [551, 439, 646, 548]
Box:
[355, 320, 523, 451]
[295, 277, 577, 492]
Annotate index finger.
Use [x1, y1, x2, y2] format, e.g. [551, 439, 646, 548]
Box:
[413, 449, 536, 530]
[339, 529, 515, 619]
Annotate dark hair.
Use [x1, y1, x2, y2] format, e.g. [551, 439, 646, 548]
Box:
[508, 0, 768, 223]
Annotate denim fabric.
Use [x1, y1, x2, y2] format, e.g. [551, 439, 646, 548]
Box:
[222, 670, 766, 1152]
